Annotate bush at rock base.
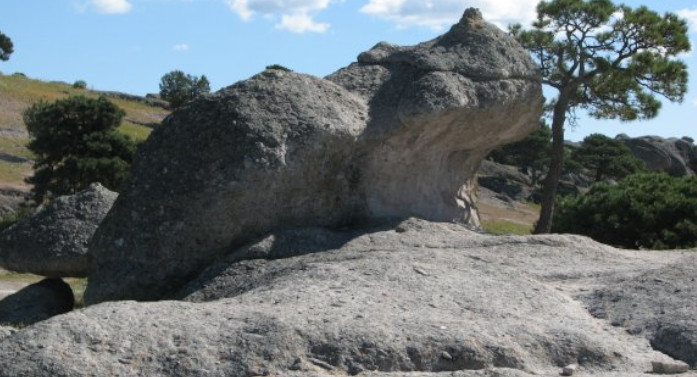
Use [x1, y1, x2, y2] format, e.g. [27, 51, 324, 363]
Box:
[552, 173, 697, 249]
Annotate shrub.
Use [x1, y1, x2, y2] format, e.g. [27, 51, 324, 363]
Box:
[72, 80, 87, 89]
[552, 173, 697, 249]
[265, 64, 292, 72]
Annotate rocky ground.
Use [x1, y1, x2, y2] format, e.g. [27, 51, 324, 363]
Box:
[0, 219, 694, 376]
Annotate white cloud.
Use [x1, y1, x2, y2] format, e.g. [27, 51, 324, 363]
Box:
[92, 0, 132, 14]
[678, 7, 697, 33]
[227, 0, 335, 33]
[360, 0, 539, 30]
[228, 0, 254, 20]
[277, 13, 329, 33]
[173, 43, 190, 52]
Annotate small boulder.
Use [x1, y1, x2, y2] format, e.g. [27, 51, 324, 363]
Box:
[0, 278, 74, 327]
[652, 360, 690, 374]
[0, 183, 117, 277]
[561, 363, 578, 376]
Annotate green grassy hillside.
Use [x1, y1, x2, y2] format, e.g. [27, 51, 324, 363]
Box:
[0, 73, 170, 190]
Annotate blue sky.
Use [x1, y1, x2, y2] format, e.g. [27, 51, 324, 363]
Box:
[1, 0, 696, 141]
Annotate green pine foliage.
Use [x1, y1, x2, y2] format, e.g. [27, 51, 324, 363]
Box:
[489, 121, 551, 186]
[511, 0, 691, 233]
[552, 173, 697, 249]
[0, 30, 12, 61]
[23, 96, 136, 203]
[573, 133, 646, 182]
[265, 64, 292, 72]
[158, 70, 210, 109]
[487, 121, 584, 186]
[72, 80, 87, 89]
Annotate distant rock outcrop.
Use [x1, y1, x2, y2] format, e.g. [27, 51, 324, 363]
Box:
[0, 219, 691, 377]
[85, 9, 543, 304]
[0, 183, 117, 277]
[0, 278, 74, 327]
[476, 160, 534, 202]
[617, 134, 697, 176]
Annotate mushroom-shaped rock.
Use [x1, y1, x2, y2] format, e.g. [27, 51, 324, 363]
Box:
[329, 8, 541, 223]
[85, 9, 543, 304]
[0, 183, 117, 277]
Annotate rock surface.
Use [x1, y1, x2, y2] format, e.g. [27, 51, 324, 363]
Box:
[328, 8, 541, 224]
[1, 219, 694, 377]
[0, 326, 15, 340]
[0, 278, 74, 327]
[85, 9, 543, 304]
[0, 183, 117, 277]
[578, 253, 697, 368]
[476, 160, 533, 202]
[617, 134, 697, 176]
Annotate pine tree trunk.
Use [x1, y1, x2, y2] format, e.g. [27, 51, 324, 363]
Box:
[534, 97, 569, 234]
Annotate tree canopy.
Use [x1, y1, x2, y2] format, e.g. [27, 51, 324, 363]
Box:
[489, 121, 552, 186]
[158, 70, 210, 109]
[573, 133, 645, 182]
[511, 0, 691, 233]
[23, 96, 136, 203]
[0, 31, 13, 61]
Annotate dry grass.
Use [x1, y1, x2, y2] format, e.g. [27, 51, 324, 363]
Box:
[0, 74, 169, 130]
[478, 200, 540, 235]
[0, 73, 167, 187]
[0, 270, 88, 308]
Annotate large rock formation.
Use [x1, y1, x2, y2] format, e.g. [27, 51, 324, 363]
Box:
[0, 183, 117, 277]
[617, 135, 697, 176]
[85, 9, 543, 304]
[0, 219, 693, 377]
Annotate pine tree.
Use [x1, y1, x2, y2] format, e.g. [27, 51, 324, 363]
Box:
[510, 0, 691, 233]
[0, 31, 13, 61]
[23, 96, 136, 202]
[573, 133, 645, 182]
[159, 70, 211, 109]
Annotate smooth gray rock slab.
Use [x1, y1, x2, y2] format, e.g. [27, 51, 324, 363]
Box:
[0, 278, 74, 327]
[0, 183, 117, 277]
[578, 253, 697, 368]
[85, 9, 543, 304]
[3, 220, 690, 377]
